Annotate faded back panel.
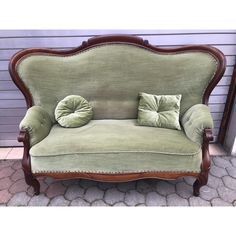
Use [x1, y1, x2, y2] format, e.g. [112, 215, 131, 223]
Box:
[17, 44, 218, 121]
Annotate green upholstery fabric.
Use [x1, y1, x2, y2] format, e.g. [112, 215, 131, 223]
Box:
[137, 92, 181, 130]
[17, 44, 218, 122]
[181, 104, 214, 144]
[19, 106, 52, 146]
[30, 120, 201, 173]
[55, 95, 93, 128]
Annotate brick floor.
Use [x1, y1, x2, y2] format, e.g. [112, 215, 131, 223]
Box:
[0, 155, 236, 206]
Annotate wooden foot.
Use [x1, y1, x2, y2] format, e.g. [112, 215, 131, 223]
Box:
[193, 128, 213, 197]
[193, 179, 201, 196]
[193, 172, 208, 197]
[24, 171, 40, 195]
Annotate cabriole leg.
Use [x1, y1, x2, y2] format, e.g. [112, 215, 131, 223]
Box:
[193, 171, 208, 196]
[193, 128, 213, 197]
[23, 170, 40, 195]
[19, 130, 41, 196]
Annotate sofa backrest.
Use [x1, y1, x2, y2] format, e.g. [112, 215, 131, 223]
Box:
[10, 35, 226, 122]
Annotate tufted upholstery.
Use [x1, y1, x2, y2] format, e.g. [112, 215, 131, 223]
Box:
[16, 44, 218, 122]
[137, 92, 182, 130]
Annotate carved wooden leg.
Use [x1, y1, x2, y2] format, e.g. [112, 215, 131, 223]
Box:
[193, 128, 213, 197]
[193, 170, 208, 197]
[23, 170, 40, 195]
[18, 130, 40, 196]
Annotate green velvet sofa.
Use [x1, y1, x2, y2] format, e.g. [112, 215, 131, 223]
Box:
[9, 35, 226, 197]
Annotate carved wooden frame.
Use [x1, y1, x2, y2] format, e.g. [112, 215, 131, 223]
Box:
[9, 35, 226, 196]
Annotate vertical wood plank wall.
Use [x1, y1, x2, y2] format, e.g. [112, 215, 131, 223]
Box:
[0, 30, 235, 146]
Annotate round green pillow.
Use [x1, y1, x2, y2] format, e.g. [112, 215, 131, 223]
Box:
[55, 95, 93, 128]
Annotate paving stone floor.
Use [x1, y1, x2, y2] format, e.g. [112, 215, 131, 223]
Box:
[0, 155, 236, 206]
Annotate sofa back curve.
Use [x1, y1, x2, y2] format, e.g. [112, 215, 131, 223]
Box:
[11, 37, 225, 122]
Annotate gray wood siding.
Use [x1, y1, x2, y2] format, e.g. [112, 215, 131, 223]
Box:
[0, 30, 235, 146]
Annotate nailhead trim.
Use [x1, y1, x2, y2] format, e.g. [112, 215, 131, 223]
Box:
[34, 169, 200, 174]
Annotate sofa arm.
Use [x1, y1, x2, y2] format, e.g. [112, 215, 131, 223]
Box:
[181, 104, 214, 144]
[19, 106, 52, 147]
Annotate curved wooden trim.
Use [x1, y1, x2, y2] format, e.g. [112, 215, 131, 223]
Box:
[9, 34, 226, 108]
[35, 171, 199, 182]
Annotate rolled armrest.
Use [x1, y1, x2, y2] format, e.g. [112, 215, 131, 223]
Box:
[181, 104, 214, 144]
[19, 106, 52, 146]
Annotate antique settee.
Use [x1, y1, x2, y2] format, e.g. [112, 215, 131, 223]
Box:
[9, 35, 226, 196]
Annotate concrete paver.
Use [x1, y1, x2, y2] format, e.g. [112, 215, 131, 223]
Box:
[0, 189, 12, 204]
[0, 177, 12, 190]
[91, 199, 107, 206]
[64, 185, 84, 201]
[104, 188, 124, 205]
[124, 190, 145, 206]
[117, 182, 136, 192]
[146, 192, 166, 206]
[113, 202, 127, 206]
[28, 194, 50, 206]
[226, 166, 236, 178]
[213, 156, 232, 168]
[222, 176, 236, 190]
[136, 180, 154, 194]
[217, 186, 236, 203]
[84, 186, 104, 203]
[189, 197, 211, 206]
[7, 192, 30, 206]
[211, 198, 232, 206]
[46, 182, 66, 198]
[70, 198, 90, 206]
[156, 181, 175, 196]
[210, 165, 227, 178]
[199, 186, 219, 201]
[176, 182, 193, 198]
[0, 154, 236, 206]
[167, 193, 189, 206]
[230, 158, 236, 167]
[49, 196, 70, 206]
[207, 174, 224, 189]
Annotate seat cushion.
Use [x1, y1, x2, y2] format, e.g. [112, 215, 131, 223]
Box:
[30, 119, 202, 174]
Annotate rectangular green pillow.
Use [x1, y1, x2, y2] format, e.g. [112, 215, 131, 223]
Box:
[137, 92, 182, 130]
